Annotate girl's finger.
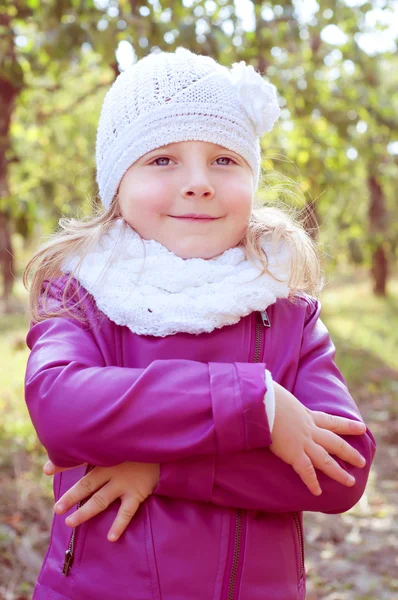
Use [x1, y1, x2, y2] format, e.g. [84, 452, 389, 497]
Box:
[314, 428, 366, 468]
[44, 461, 86, 476]
[54, 468, 104, 515]
[65, 482, 115, 528]
[311, 413, 366, 436]
[43, 461, 58, 475]
[308, 442, 356, 488]
[291, 454, 322, 496]
[107, 497, 141, 542]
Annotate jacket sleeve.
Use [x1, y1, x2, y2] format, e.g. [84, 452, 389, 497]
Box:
[25, 278, 272, 468]
[154, 299, 376, 514]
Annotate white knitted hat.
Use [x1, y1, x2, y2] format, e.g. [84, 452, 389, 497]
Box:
[96, 47, 281, 209]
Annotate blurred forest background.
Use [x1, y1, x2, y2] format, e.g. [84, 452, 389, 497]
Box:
[0, 0, 397, 598]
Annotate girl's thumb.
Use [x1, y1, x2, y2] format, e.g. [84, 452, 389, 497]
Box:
[43, 460, 55, 475]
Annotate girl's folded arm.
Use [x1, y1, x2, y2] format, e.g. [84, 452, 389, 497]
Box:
[154, 431, 374, 514]
[25, 278, 272, 469]
[154, 299, 376, 514]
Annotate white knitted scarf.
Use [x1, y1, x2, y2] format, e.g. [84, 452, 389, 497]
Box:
[61, 219, 291, 337]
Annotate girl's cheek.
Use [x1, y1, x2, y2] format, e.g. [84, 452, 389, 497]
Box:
[138, 179, 173, 207]
[149, 195, 172, 213]
[224, 195, 252, 221]
[123, 191, 167, 218]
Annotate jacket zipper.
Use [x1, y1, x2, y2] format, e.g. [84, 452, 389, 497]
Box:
[227, 509, 243, 600]
[226, 312, 266, 599]
[293, 512, 305, 581]
[62, 464, 95, 576]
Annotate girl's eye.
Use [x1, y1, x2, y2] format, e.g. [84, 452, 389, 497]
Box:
[216, 157, 236, 166]
[150, 156, 236, 166]
[152, 157, 171, 166]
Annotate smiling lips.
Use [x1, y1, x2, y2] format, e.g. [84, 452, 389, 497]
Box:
[170, 214, 219, 221]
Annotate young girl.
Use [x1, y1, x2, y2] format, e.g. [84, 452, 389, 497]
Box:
[24, 47, 375, 600]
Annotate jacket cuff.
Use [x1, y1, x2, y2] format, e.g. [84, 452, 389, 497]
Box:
[154, 454, 215, 503]
[210, 362, 272, 454]
[236, 362, 272, 449]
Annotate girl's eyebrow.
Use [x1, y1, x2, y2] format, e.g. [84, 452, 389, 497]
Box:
[143, 148, 175, 156]
[143, 146, 175, 158]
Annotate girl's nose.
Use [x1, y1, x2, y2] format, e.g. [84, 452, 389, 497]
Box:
[181, 180, 215, 199]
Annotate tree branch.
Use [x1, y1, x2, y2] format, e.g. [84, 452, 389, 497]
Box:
[37, 80, 113, 121]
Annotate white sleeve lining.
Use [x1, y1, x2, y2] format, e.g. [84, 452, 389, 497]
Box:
[263, 369, 275, 432]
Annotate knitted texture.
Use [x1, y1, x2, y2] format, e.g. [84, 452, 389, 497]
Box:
[61, 219, 291, 337]
[96, 47, 281, 209]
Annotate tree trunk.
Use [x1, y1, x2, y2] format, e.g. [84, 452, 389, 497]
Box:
[302, 199, 319, 241]
[0, 14, 22, 311]
[0, 212, 13, 311]
[371, 245, 388, 296]
[368, 173, 388, 296]
[0, 78, 17, 310]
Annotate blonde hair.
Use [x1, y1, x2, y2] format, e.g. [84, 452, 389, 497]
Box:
[24, 177, 323, 324]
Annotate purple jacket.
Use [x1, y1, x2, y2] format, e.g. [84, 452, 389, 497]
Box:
[25, 277, 375, 600]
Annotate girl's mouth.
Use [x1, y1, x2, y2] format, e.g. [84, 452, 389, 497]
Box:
[170, 214, 220, 221]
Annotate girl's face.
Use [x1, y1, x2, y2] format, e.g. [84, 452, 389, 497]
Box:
[117, 141, 254, 259]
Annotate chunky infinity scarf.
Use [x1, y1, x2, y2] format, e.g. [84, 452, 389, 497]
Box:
[61, 219, 291, 337]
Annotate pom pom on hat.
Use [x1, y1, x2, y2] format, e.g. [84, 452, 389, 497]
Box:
[96, 47, 281, 209]
[229, 61, 280, 135]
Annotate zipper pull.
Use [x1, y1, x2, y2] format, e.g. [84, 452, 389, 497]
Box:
[62, 549, 74, 576]
[260, 310, 271, 327]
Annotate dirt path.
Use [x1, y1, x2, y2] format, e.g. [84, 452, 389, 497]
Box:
[305, 376, 398, 600]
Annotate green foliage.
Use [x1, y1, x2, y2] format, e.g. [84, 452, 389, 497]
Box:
[2, 0, 398, 278]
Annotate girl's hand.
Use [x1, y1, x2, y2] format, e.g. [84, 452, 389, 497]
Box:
[270, 381, 367, 496]
[52, 462, 160, 542]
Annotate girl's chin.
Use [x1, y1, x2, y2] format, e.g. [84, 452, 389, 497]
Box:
[164, 242, 234, 260]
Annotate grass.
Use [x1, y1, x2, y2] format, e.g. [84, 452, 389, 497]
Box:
[321, 275, 398, 372]
[320, 274, 398, 409]
[0, 309, 43, 466]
